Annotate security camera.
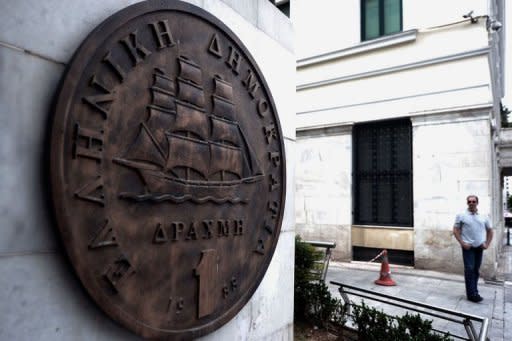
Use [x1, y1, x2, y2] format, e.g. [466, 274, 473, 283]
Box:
[463, 10, 478, 23]
[491, 20, 502, 31]
[486, 17, 503, 31]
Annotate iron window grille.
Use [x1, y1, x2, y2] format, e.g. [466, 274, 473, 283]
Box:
[353, 119, 412, 226]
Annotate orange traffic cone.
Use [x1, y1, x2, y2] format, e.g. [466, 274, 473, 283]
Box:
[374, 250, 396, 286]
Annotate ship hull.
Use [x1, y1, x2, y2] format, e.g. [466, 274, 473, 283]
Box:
[119, 167, 262, 204]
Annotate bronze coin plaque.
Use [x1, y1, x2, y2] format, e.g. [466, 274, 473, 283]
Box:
[50, 1, 285, 339]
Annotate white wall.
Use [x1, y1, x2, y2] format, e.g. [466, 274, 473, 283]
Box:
[403, 0, 487, 31]
[296, 21, 492, 130]
[412, 111, 494, 274]
[293, 0, 360, 60]
[295, 127, 353, 260]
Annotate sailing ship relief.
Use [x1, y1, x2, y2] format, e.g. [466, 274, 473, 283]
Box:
[113, 56, 263, 204]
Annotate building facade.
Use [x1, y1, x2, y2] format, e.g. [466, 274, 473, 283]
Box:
[294, 0, 506, 276]
[0, 1, 295, 339]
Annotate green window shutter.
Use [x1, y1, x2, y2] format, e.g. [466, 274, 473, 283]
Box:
[364, 0, 380, 40]
[362, 0, 402, 41]
[383, 0, 401, 34]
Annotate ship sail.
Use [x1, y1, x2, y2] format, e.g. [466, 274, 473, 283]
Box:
[177, 57, 205, 108]
[178, 56, 202, 85]
[152, 91, 175, 110]
[174, 101, 209, 140]
[166, 134, 210, 178]
[178, 81, 205, 108]
[211, 116, 239, 146]
[212, 76, 235, 120]
[212, 95, 235, 121]
[150, 68, 177, 110]
[209, 142, 243, 178]
[213, 75, 233, 99]
[120, 122, 165, 168]
[146, 106, 174, 151]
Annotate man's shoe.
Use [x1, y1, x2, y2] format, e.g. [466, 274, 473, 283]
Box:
[468, 295, 483, 303]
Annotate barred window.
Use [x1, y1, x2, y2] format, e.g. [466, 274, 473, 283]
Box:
[353, 119, 412, 226]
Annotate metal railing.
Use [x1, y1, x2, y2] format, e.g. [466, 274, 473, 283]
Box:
[330, 281, 489, 341]
[304, 240, 336, 282]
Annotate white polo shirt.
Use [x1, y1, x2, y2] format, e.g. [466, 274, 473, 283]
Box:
[453, 209, 491, 247]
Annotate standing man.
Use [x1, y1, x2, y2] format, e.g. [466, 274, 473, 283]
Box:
[453, 195, 493, 302]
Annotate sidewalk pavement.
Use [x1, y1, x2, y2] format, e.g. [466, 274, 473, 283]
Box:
[325, 261, 511, 340]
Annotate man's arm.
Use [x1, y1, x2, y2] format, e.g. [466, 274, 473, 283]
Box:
[453, 226, 471, 250]
[482, 228, 493, 249]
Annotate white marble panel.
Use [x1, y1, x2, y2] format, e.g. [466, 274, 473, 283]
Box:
[412, 113, 495, 272]
[247, 230, 294, 340]
[296, 133, 351, 227]
[413, 119, 493, 211]
[0, 253, 139, 341]
[219, 0, 258, 28]
[257, 0, 293, 53]
[0, 46, 64, 254]
[415, 123, 490, 154]
[303, 196, 343, 225]
[295, 190, 306, 225]
[296, 223, 351, 260]
[0, 0, 142, 63]
[281, 139, 296, 233]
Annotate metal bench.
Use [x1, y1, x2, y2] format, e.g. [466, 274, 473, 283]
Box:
[303, 240, 336, 282]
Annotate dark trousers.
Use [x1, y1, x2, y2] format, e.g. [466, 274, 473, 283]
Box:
[462, 247, 483, 298]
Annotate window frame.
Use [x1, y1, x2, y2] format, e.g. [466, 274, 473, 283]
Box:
[361, 0, 403, 41]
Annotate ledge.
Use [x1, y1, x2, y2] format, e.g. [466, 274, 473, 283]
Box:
[297, 29, 418, 68]
[410, 103, 492, 127]
[498, 127, 512, 144]
[352, 225, 414, 251]
[352, 225, 414, 230]
[296, 121, 354, 137]
[297, 47, 490, 91]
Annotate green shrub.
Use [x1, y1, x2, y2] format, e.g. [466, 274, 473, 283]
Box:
[294, 235, 324, 283]
[352, 302, 391, 340]
[304, 281, 346, 327]
[352, 302, 452, 340]
[294, 236, 347, 328]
